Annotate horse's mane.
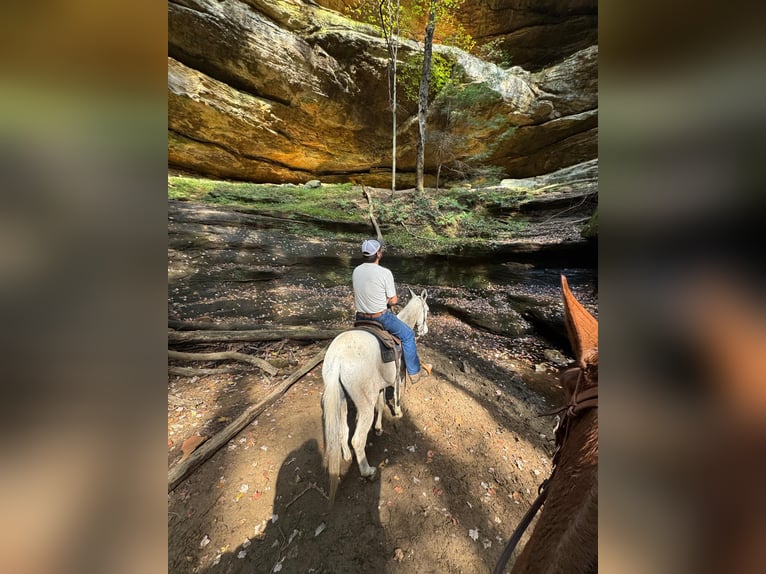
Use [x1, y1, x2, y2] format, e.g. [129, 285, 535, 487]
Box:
[397, 290, 426, 328]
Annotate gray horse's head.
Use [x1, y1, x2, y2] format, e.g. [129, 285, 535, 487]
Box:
[408, 288, 429, 337]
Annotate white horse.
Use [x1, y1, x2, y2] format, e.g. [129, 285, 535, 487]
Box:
[322, 288, 429, 503]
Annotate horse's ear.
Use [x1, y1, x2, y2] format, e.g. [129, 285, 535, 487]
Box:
[408, 287, 416, 300]
[561, 275, 598, 367]
[421, 289, 428, 301]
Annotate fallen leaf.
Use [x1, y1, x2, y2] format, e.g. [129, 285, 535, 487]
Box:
[179, 435, 207, 462]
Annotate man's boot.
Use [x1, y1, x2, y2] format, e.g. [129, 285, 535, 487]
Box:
[408, 363, 433, 384]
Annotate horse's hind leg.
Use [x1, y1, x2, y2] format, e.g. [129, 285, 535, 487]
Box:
[392, 376, 402, 417]
[351, 402, 377, 480]
[340, 396, 351, 461]
[374, 391, 385, 436]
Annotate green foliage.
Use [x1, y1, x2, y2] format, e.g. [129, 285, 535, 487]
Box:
[581, 208, 598, 239]
[346, 0, 473, 53]
[373, 186, 527, 240]
[169, 175, 539, 255]
[168, 177, 363, 222]
[477, 38, 512, 67]
[345, 0, 401, 35]
[435, 81, 503, 111]
[399, 51, 456, 103]
[344, 1, 380, 27]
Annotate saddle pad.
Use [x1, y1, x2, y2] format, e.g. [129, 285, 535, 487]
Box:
[353, 321, 401, 364]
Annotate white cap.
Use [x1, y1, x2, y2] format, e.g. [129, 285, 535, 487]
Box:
[361, 239, 381, 256]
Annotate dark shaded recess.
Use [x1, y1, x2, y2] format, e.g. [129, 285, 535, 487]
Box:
[390, 242, 597, 270]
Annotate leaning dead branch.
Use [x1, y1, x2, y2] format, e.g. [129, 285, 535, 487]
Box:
[168, 347, 327, 492]
[362, 186, 383, 241]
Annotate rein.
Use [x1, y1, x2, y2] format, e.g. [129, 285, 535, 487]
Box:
[493, 370, 598, 574]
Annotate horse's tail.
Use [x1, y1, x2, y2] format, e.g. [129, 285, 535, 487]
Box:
[321, 352, 345, 505]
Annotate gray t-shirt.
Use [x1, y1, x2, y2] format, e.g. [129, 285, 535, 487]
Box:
[352, 263, 396, 313]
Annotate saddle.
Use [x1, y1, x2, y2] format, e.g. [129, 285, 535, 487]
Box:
[353, 320, 402, 365]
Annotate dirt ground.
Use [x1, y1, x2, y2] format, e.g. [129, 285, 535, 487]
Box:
[168, 310, 571, 574]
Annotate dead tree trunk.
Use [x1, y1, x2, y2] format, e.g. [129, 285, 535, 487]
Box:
[362, 186, 384, 241]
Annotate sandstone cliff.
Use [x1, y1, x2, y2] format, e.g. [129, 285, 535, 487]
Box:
[168, 0, 597, 186]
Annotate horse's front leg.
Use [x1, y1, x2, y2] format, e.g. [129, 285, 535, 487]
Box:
[374, 390, 385, 436]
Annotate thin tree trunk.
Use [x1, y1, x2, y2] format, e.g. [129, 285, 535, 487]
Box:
[416, 5, 436, 193]
[380, 0, 401, 195]
[168, 347, 327, 492]
[391, 57, 398, 195]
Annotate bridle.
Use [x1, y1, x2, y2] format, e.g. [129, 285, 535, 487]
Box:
[413, 298, 429, 337]
[493, 366, 598, 574]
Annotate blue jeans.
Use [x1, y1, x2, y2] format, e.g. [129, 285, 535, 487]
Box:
[357, 310, 421, 375]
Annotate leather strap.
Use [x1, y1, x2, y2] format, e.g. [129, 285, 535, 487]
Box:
[357, 310, 386, 319]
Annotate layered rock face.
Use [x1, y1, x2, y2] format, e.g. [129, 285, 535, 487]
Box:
[168, 0, 597, 186]
[315, 0, 597, 71]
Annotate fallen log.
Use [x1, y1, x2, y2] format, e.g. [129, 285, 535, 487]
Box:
[168, 328, 343, 344]
[168, 350, 278, 375]
[168, 366, 241, 377]
[169, 319, 266, 331]
[168, 347, 327, 492]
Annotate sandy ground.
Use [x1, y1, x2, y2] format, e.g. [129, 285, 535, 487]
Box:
[168, 313, 569, 574]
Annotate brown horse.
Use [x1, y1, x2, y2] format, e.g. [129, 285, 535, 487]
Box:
[495, 275, 598, 573]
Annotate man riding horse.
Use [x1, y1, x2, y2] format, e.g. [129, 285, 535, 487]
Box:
[352, 239, 432, 383]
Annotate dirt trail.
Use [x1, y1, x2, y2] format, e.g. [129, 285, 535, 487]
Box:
[168, 313, 563, 574]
